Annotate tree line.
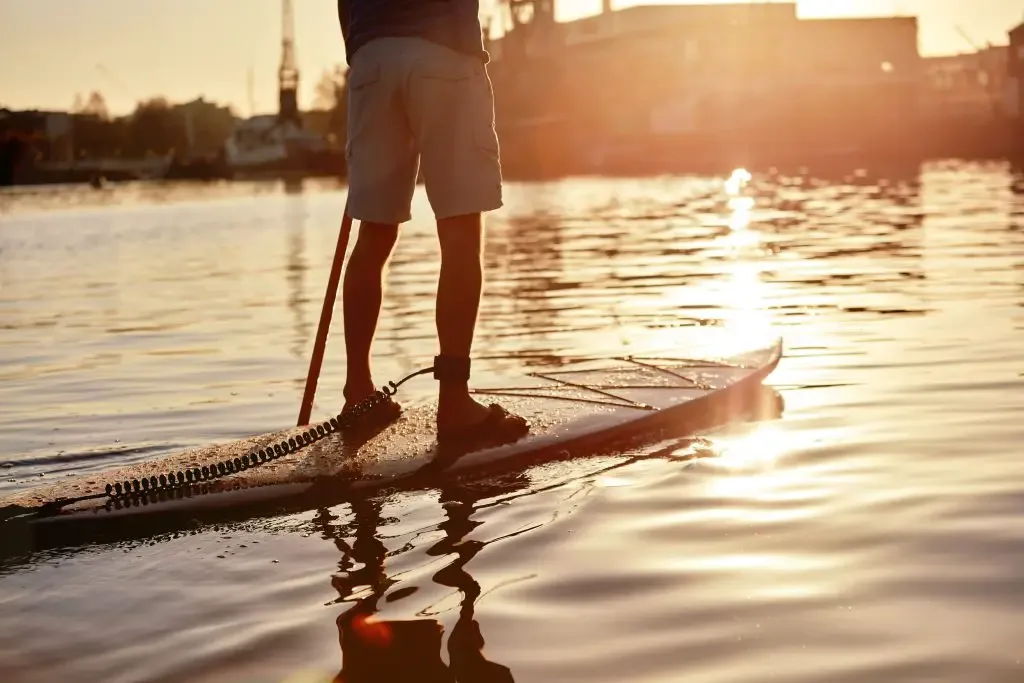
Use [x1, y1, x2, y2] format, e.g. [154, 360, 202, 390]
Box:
[60, 66, 348, 161]
[67, 92, 238, 160]
[2, 68, 350, 184]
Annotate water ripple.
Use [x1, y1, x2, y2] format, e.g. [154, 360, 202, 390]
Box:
[1, 161, 1022, 682]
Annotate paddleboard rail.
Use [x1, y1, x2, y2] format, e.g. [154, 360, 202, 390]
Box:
[0, 338, 784, 552]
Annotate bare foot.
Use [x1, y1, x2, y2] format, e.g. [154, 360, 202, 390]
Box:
[437, 394, 529, 443]
[342, 382, 377, 415]
[437, 394, 493, 433]
[339, 389, 401, 436]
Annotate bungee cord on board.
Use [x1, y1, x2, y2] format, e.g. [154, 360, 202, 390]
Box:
[17, 365, 437, 518]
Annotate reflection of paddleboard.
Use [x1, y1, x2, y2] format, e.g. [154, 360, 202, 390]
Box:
[1, 333, 782, 546]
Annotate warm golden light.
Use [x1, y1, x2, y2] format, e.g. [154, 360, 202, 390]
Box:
[702, 424, 806, 504]
[0, 0, 1019, 114]
[724, 168, 757, 246]
[724, 168, 752, 197]
[350, 614, 393, 647]
[719, 168, 774, 342]
[715, 423, 789, 471]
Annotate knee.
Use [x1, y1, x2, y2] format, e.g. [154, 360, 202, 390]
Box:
[437, 213, 483, 259]
[354, 222, 400, 261]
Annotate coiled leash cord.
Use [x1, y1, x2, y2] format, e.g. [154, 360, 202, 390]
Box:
[30, 366, 436, 515]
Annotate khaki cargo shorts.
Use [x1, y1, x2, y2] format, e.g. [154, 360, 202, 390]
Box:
[345, 37, 503, 224]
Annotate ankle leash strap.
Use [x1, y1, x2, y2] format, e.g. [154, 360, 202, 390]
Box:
[433, 355, 471, 382]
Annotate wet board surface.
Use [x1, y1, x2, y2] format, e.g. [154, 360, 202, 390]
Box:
[1, 334, 782, 541]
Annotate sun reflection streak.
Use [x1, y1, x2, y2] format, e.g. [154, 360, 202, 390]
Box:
[728, 196, 755, 232]
[720, 168, 775, 341]
[648, 168, 777, 354]
[704, 422, 854, 511]
[724, 168, 752, 196]
[705, 423, 801, 503]
[724, 167, 758, 247]
[714, 423, 790, 471]
[721, 258, 773, 340]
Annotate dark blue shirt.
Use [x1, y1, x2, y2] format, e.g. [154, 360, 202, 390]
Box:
[337, 0, 487, 64]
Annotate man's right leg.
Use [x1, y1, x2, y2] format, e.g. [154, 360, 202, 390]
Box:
[405, 39, 528, 441]
[342, 38, 419, 415]
[434, 213, 492, 432]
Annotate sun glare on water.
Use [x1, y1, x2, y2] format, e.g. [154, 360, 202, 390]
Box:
[704, 424, 804, 504]
[715, 422, 789, 471]
[724, 167, 757, 245]
[724, 167, 752, 196]
[645, 167, 777, 355]
[719, 168, 775, 344]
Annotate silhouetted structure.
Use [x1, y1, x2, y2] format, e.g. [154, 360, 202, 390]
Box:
[4, 3, 1022, 185]
[924, 46, 1009, 121]
[483, 2, 1024, 175]
[279, 0, 300, 125]
[0, 98, 246, 185]
[1010, 23, 1024, 124]
[0, 109, 72, 185]
[222, 0, 341, 177]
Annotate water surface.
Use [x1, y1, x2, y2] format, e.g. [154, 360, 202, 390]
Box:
[1, 162, 1023, 682]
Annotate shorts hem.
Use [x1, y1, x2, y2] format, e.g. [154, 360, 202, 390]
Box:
[347, 207, 414, 225]
[432, 198, 503, 221]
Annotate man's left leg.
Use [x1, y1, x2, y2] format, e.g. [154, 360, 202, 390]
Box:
[408, 40, 528, 443]
[342, 222, 399, 411]
[341, 38, 419, 416]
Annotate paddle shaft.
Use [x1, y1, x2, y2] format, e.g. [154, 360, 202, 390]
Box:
[297, 207, 353, 426]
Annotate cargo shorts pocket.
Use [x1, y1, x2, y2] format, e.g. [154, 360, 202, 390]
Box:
[419, 59, 475, 83]
[348, 61, 381, 91]
[472, 71, 500, 159]
[345, 62, 382, 160]
[419, 60, 499, 158]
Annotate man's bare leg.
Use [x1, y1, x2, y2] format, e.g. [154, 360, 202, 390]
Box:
[342, 221, 400, 411]
[434, 212, 503, 432]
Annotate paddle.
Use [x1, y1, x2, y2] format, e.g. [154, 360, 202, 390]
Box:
[297, 206, 354, 426]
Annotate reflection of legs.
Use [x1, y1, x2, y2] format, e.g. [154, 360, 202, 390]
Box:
[431, 488, 515, 682]
[325, 496, 389, 600]
[343, 223, 399, 409]
[333, 496, 452, 683]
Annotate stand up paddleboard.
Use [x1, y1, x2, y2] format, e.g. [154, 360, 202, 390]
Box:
[0, 333, 782, 549]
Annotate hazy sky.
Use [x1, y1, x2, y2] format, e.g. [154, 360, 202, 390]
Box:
[1, 0, 1022, 116]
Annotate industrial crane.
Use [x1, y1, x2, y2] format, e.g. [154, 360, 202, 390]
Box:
[279, 0, 300, 125]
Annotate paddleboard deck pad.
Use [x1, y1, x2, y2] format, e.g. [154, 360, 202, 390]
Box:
[0, 335, 782, 545]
